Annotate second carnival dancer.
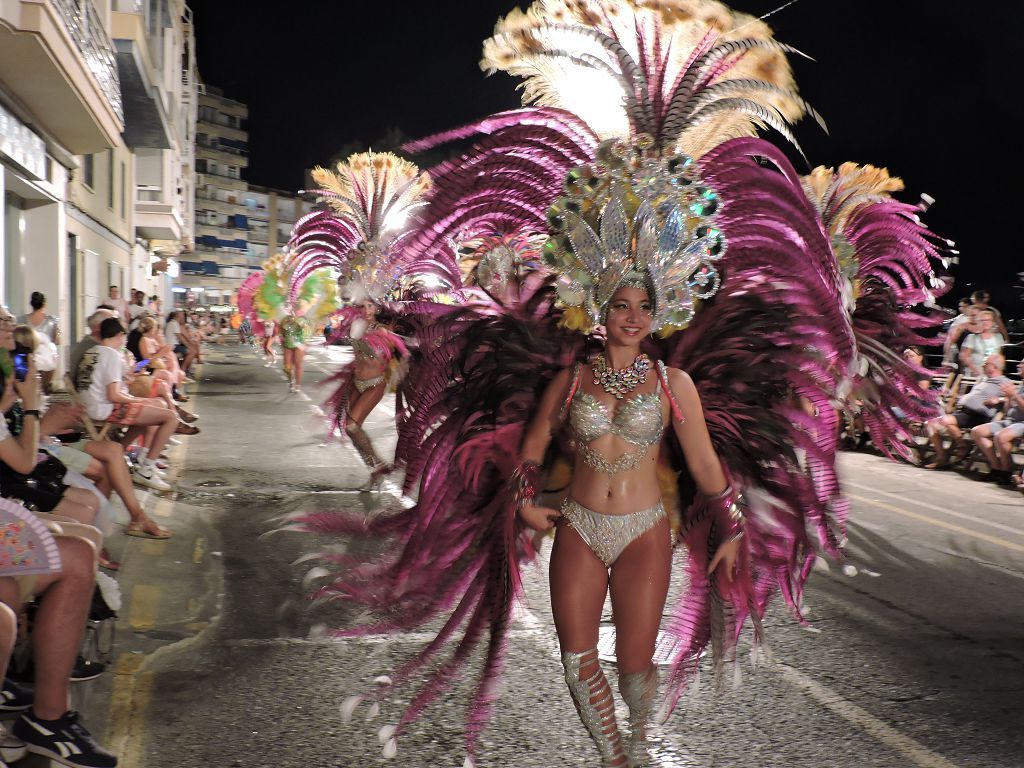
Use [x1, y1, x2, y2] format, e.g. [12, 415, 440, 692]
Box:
[287, 154, 432, 489]
[293, 1, 951, 766]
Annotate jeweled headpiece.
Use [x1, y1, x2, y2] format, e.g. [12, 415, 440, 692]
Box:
[545, 136, 726, 333]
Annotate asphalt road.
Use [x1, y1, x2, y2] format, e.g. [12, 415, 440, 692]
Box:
[77, 342, 1024, 768]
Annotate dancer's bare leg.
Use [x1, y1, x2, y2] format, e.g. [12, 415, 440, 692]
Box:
[550, 524, 628, 767]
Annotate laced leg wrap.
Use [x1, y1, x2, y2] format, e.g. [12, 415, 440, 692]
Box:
[561, 649, 629, 767]
[619, 664, 659, 765]
[345, 421, 384, 470]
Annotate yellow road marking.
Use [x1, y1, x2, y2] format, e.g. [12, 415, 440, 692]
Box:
[140, 539, 166, 556]
[128, 584, 160, 631]
[848, 492, 1024, 555]
[108, 363, 205, 767]
[192, 535, 205, 564]
[106, 653, 147, 758]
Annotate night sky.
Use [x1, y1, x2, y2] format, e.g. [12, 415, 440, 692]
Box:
[188, 0, 1024, 314]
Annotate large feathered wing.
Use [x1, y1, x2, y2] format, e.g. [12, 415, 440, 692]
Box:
[291, 277, 586, 761]
[803, 163, 954, 459]
[657, 137, 854, 711]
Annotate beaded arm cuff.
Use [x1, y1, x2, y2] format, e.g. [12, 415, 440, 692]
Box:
[703, 485, 746, 542]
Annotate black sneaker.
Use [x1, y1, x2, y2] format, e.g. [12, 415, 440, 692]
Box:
[0, 678, 32, 711]
[13, 709, 116, 767]
[69, 656, 105, 683]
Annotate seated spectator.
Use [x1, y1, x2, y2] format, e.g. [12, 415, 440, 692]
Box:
[0, 533, 117, 766]
[38, 404, 172, 540]
[0, 315, 101, 531]
[76, 319, 179, 492]
[924, 354, 1011, 468]
[69, 308, 116, 381]
[18, 292, 59, 394]
[138, 316, 185, 393]
[959, 308, 1005, 377]
[971, 359, 1024, 485]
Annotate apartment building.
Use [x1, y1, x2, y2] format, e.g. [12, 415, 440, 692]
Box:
[188, 87, 312, 306]
[0, 0, 196, 369]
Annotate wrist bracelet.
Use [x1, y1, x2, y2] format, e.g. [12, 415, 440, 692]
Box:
[22, 409, 40, 419]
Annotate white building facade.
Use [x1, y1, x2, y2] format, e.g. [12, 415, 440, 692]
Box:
[0, 0, 196, 371]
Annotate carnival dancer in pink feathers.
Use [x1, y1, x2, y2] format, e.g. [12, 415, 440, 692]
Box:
[293, 2, 950, 766]
[287, 152, 433, 489]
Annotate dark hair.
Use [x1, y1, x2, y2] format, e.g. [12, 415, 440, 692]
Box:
[29, 291, 46, 310]
[167, 311, 178, 322]
[99, 318, 126, 339]
[126, 328, 144, 361]
[957, 297, 971, 307]
[971, 289, 990, 303]
[96, 304, 115, 311]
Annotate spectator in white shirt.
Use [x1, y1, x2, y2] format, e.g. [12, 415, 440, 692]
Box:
[76, 319, 178, 491]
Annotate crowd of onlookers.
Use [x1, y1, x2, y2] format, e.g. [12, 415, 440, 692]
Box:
[844, 290, 1024, 491]
[0, 286, 217, 767]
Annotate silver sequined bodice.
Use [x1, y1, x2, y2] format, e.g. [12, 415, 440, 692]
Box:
[569, 392, 664, 446]
[569, 391, 665, 475]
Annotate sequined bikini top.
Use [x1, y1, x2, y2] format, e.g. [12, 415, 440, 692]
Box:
[569, 392, 664, 446]
[563, 360, 684, 475]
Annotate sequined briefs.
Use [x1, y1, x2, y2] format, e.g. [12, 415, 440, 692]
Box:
[561, 497, 667, 567]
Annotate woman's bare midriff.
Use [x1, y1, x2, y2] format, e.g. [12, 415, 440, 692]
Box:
[568, 450, 663, 515]
[353, 358, 386, 381]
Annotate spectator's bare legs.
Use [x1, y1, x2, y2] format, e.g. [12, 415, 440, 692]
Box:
[994, 430, 1019, 472]
[0, 537, 95, 719]
[925, 414, 964, 468]
[120, 404, 178, 460]
[0, 600, 16, 676]
[81, 444, 170, 536]
[52, 487, 101, 529]
[972, 424, 998, 470]
[182, 344, 198, 375]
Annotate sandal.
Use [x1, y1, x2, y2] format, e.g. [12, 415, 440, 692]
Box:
[924, 457, 949, 470]
[125, 520, 172, 540]
[99, 551, 121, 571]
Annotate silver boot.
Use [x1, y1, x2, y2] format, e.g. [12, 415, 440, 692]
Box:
[562, 648, 630, 767]
[619, 664, 659, 766]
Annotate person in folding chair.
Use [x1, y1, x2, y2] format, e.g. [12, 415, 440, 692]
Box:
[75, 319, 179, 492]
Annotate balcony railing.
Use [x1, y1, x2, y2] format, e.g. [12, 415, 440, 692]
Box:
[52, 0, 124, 124]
